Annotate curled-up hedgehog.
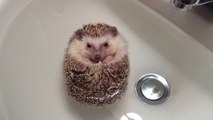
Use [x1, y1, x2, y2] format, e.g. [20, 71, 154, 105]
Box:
[64, 23, 129, 107]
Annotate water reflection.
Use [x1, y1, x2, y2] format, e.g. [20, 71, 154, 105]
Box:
[120, 112, 143, 120]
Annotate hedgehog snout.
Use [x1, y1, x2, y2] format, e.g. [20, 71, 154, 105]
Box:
[89, 53, 101, 63]
[89, 50, 115, 64]
[94, 55, 101, 63]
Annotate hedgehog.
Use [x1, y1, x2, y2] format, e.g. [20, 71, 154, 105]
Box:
[63, 23, 129, 107]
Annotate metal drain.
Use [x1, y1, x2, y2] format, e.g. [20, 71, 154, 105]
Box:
[135, 73, 170, 105]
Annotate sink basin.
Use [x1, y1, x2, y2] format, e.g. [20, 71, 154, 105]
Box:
[0, 0, 213, 120]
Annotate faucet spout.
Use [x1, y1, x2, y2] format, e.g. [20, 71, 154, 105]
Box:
[171, 0, 213, 9]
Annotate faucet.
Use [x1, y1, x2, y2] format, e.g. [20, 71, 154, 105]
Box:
[171, 0, 213, 9]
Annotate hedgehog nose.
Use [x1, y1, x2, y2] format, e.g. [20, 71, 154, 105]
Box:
[94, 55, 101, 63]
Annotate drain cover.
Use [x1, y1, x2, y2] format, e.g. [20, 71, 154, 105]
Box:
[135, 73, 170, 105]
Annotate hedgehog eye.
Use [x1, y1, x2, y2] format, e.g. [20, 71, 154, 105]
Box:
[103, 42, 109, 47]
[87, 43, 92, 48]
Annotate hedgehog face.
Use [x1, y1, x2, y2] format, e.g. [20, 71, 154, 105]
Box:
[68, 24, 127, 65]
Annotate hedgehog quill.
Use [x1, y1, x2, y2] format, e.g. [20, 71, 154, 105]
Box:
[64, 23, 130, 106]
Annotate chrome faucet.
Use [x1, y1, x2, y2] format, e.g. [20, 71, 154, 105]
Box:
[171, 0, 213, 9]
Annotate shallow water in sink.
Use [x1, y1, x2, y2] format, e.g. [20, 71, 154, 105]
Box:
[0, 0, 213, 120]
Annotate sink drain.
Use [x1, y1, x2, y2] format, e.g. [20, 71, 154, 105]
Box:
[135, 73, 170, 105]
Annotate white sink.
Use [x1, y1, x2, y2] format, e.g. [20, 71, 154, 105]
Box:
[1, 0, 213, 120]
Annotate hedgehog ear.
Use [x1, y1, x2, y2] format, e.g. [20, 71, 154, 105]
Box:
[109, 26, 118, 37]
[74, 29, 85, 40]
